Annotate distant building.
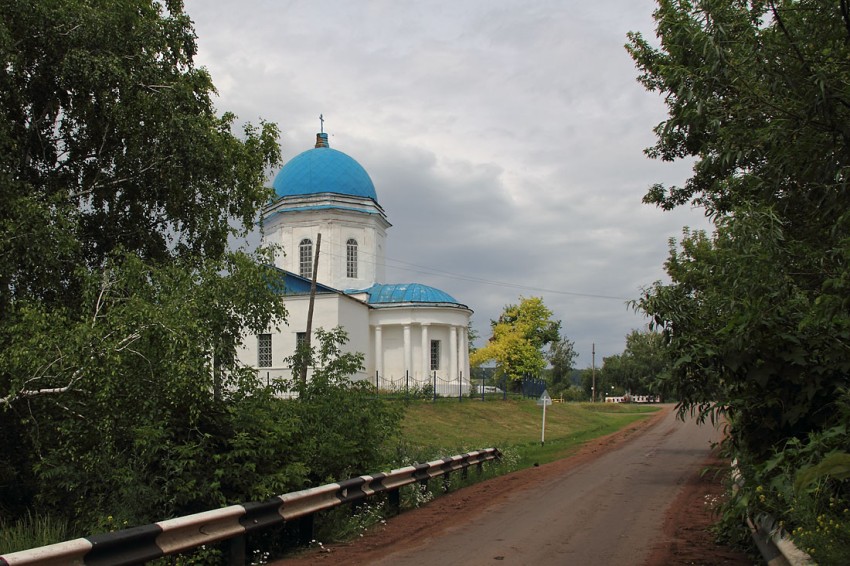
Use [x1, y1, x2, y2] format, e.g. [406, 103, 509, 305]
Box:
[236, 130, 472, 393]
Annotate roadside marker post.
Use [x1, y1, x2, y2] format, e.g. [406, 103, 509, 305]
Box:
[537, 390, 552, 445]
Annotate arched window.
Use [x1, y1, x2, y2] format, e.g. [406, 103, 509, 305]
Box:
[299, 238, 313, 278]
[346, 238, 358, 278]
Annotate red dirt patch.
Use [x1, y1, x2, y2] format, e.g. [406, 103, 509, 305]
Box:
[644, 451, 754, 565]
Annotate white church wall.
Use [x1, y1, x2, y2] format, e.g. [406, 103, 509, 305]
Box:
[265, 202, 387, 291]
[370, 307, 470, 328]
[238, 298, 472, 395]
[327, 220, 384, 291]
[237, 331, 261, 370]
[336, 294, 371, 381]
[379, 326, 405, 380]
[234, 293, 372, 387]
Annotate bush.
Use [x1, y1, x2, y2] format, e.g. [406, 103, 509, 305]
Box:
[732, 390, 850, 564]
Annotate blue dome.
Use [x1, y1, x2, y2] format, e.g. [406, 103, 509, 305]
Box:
[362, 283, 461, 305]
[272, 139, 377, 201]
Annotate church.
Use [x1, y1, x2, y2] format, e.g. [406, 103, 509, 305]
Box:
[236, 128, 473, 394]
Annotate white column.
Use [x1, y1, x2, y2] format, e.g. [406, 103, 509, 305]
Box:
[449, 325, 458, 382]
[461, 325, 469, 384]
[421, 323, 430, 380]
[403, 324, 412, 378]
[374, 325, 383, 378]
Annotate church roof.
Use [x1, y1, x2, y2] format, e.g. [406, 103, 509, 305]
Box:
[266, 266, 338, 296]
[272, 132, 378, 202]
[361, 283, 465, 306]
[265, 268, 469, 311]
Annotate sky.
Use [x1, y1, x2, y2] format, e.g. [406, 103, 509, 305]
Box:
[183, 0, 712, 368]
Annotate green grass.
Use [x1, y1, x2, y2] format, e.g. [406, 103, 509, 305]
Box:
[398, 399, 661, 470]
[0, 511, 69, 555]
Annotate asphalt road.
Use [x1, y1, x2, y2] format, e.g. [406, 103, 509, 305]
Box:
[362, 408, 720, 565]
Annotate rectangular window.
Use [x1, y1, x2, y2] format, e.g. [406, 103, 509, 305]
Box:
[258, 334, 272, 367]
[296, 332, 307, 349]
[430, 340, 441, 371]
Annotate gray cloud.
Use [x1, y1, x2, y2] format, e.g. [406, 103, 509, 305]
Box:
[186, 0, 712, 367]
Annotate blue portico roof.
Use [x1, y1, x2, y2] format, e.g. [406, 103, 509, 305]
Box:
[361, 283, 462, 305]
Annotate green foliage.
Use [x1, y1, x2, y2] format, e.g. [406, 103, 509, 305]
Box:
[627, 0, 850, 552]
[313, 499, 389, 544]
[579, 367, 601, 400]
[0, 0, 281, 309]
[559, 384, 588, 402]
[0, 0, 309, 541]
[467, 322, 479, 356]
[627, 0, 850, 221]
[733, 391, 850, 563]
[795, 453, 850, 495]
[286, 327, 403, 484]
[0, 1, 402, 557]
[1, 251, 292, 530]
[470, 297, 562, 383]
[546, 337, 578, 395]
[627, 0, 850, 449]
[601, 329, 669, 396]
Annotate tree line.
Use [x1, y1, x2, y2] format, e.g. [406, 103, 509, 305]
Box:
[627, 1, 850, 561]
[0, 0, 400, 555]
[471, 296, 669, 401]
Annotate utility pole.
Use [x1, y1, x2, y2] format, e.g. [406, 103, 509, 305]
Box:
[591, 342, 596, 403]
[300, 233, 321, 387]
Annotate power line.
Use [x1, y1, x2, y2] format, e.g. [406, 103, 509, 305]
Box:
[297, 237, 631, 301]
[384, 256, 630, 301]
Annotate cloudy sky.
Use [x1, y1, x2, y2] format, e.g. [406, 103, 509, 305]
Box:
[184, 0, 712, 368]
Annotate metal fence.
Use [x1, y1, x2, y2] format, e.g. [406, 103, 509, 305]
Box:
[372, 371, 548, 402]
[253, 367, 548, 402]
[373, 371, 471, 400]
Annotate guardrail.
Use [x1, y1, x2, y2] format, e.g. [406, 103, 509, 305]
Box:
[731, 460, 815, 566]
[0, 448, 501, 566]
[747, 512, 815, 566]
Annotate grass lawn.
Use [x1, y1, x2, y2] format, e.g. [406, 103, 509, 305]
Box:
[398, 399, 661, 470]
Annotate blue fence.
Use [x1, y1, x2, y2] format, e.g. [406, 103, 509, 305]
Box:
[520, 375, 547, 398]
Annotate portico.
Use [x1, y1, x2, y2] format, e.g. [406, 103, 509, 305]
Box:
[371, 320, 470, 382]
